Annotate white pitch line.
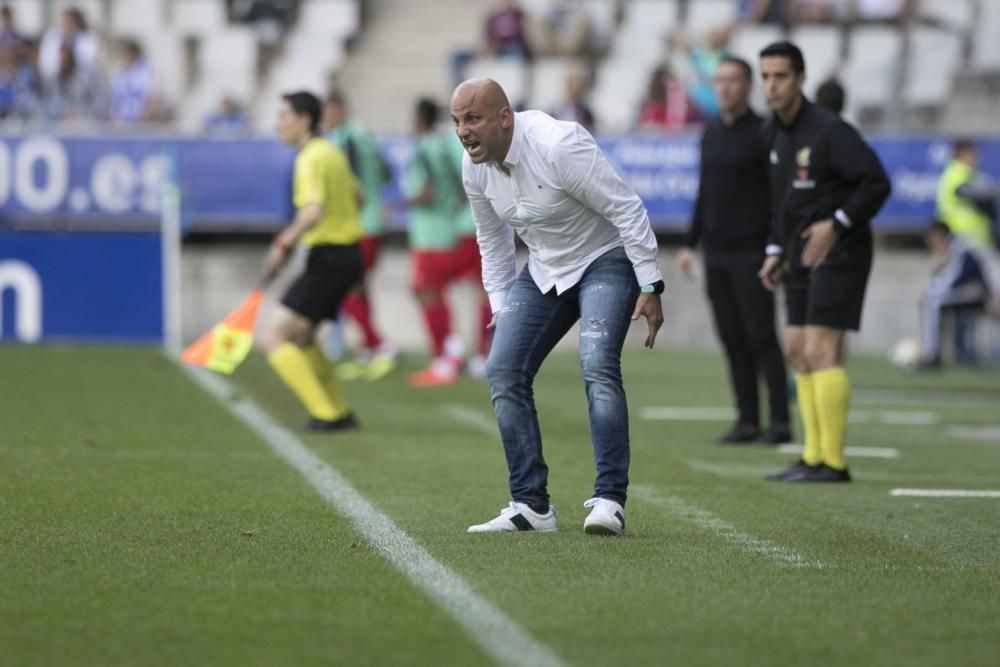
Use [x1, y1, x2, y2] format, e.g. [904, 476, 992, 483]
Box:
[890, 488, 1000, 498]
[178, 363, 567, 667]
[631, 485, 826, 569]
[640, 406, 938, 426]
[441, 404, 499, 437]
[776, 444, 900, 459]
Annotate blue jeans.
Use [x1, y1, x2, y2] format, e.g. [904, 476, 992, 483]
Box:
[485, 247, 640, 508]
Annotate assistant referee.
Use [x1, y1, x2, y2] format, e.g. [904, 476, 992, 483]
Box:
[677, 55, 790, 445]
[757, 43, 891, 482]
[259, 91, 365, 432]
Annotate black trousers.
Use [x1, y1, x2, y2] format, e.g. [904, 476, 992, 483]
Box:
[704, 248, 789, 428]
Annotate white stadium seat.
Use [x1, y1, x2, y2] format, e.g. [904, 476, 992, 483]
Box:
[464, 58, 529, 107]
[790, 26, 843, 98]
[173, 0, 229, 36]
[528, 58, 576, 113]
[9, 0, 46, 34]
[917, 0, 973, 34]
[971, 0, 1000, 73]
[685, 0, 738, 34]
[903, 27, 962, 109]
[111, 0, 167, 37]
[620, 0, 680, 37]
[841, 26, 903, 115]
[298, 0, 360, 39]
[591, 59, 657, 132]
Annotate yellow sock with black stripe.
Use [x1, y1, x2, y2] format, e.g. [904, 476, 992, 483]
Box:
[268, 343, 339, 421]
[303, 344, 348, 418]
[796, 372, 823, 466]
[813, 367, 850, 471]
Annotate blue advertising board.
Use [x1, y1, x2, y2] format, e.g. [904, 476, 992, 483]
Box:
[2, 133, 997, 233]
[0, 231, 162, 342]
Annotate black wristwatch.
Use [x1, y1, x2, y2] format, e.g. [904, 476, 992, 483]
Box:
[640, 280, 665, 295]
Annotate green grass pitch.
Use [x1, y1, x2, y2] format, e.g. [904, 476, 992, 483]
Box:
[1, 345, 998, 666]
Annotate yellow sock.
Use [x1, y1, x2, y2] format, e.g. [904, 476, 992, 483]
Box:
[796, 372, 823, 466]
[813, 367, 850, 471]
[303, 344, 348, 417]
[268, 343, 340, 421]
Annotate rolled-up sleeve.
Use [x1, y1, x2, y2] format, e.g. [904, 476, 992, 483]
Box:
[555, 127, 662, 287]
[463, 160, 516, 313]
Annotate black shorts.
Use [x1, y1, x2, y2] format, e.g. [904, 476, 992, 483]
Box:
[785, 240, 872, 331]
[280, 244, 363, 323]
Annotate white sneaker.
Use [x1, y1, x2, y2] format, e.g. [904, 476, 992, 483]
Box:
[583, 497, 625, 535]
[466, 354, 488, 379]
[467, 501, 558, 533]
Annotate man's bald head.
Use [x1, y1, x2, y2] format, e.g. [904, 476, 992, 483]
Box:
[450, 79, 515, 165]
[451, 78, 511, 115]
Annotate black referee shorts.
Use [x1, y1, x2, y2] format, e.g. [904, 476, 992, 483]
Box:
[280, 244, 363, 324]
[785, 239, 873, 331]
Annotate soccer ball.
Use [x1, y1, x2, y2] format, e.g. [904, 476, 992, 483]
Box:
[888, 337, 921, 369]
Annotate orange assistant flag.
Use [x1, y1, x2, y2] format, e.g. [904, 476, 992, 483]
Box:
[181, 289, 264, 374]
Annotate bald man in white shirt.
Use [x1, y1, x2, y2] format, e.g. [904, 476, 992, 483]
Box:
[453, 79, 664, 536]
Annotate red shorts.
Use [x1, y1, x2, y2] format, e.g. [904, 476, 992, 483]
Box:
[411, 250, 453, 292]
[359, 235, 382, 272]
[449, 235, 482, 283]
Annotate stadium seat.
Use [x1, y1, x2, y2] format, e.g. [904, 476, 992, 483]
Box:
[903, 27, 962, 109]
[528, 57, 577, 113]
[172, 0, 229, 36]
[464, 58, 529, 107]
[841, 26, 903, 116]
[971, 0, 1000, 73]
[197, 28, 257, 99]
[684, 0, 738, 34]
[142, 31, 186, 103]
[111, 0, 167, 37]
[607, 30, 667, 69]
[790, 25, 843, 98]
[9, 0, 46, 34]
[917, 0, 973, 34]
[620, 0, 680, 37]
[298, 0, 360, 39]
[591, 59, 657, 132]
[581, 0, 618, 51]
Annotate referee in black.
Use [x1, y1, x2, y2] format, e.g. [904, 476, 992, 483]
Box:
[678, 55, 791, 445]
[757, 42, 891, 482]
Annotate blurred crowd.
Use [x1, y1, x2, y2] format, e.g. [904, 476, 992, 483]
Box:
[0, 4, 169, 127]
[464, 0, 914, 134]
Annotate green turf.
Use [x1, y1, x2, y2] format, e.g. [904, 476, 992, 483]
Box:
[1, 345, 998, 666]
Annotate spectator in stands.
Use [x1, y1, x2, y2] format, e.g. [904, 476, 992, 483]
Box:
[110, 39, 163, 124]
[235, 0, 291, 44]
[204, 96, 252, 136]
[525, 0, 591, 58]
[41, 39, 106, 122]
[919, 221, 992, 369]
[321, 90, 399, 381]
[815, 78, 845, 115]
[936, 139, 999, 250]
[552, 67, 595, 134]
[39, 7, 98, 87]
[737, 0, 788, 26]
[483, 0, 529, 58]
[0, 41, 37, 119]
[789, 0, 841, 24]
[850, 0, 913, 22]
[673, 27, 732, 118]
[0, 4, 24, 49]
[637, 65, 703, 131]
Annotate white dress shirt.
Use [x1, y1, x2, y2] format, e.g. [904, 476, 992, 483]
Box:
[463, 111, 662, 313]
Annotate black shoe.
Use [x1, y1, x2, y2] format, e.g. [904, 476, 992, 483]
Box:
[757, 426, 793, 445]
[716, 423, 761, 445]
[303, 413, 359, 432]
[765, 459, 816, 481]
[788, 463, 851, 483]
[915, 357, 942, 372]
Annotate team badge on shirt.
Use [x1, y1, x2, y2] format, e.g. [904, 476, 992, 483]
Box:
[793, 146, 816, 189]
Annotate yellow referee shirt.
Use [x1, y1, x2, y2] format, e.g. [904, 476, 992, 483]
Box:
[294, 137, 364, 247]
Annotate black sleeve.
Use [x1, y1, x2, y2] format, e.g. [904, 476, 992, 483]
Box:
[828, 121, 891, 230]
[343, 136, 360, 177]
[683, 136, 707, 249]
